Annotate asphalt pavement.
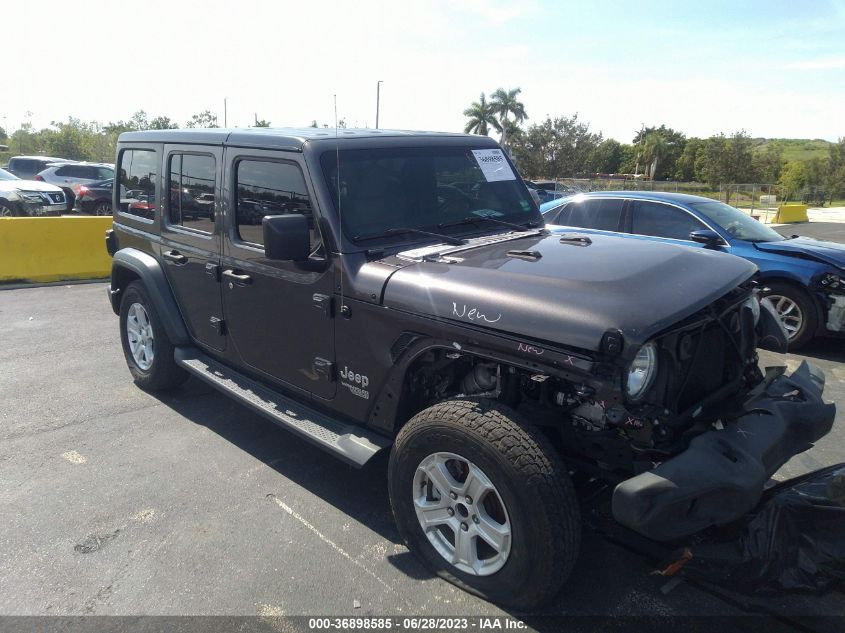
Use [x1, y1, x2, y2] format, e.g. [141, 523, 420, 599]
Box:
[1, 281, 844, 628]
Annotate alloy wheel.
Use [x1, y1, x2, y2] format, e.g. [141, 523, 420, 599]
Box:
[126, 303, 155, 370]
[412, 451, 512, 576]
[763, 294, 803, 339]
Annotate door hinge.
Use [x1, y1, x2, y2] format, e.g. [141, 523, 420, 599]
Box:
[313, 357, 335, 382]
[205, 262, 221, 281]
[209, 316, 226, 335]
[312, 293, 334, 317]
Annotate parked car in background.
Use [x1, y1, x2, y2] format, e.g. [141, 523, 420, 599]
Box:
[0, 167, 67, 216]
[74, 179, 120, 215]
[35, 162, 115, 211]
[6, 156, 67, 180]
[541, 191, 845, 348]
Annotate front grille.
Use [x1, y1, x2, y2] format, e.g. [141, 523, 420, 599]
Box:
[665, 300, 753, 415]
[676, 324, 733, 412]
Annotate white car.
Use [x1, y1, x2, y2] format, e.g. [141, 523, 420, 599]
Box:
[35, 162, 115, 211]
[0, 168, 67, 217]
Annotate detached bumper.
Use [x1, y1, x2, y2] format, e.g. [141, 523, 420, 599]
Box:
[612, 361, 836, 541]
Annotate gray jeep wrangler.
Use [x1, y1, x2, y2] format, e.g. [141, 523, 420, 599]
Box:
[106, 128, 834, 609]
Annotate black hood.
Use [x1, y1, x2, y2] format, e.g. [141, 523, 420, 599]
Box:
[380, 232, 756, 353]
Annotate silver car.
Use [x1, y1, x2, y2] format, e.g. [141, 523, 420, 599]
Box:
[36, 162, 115, 211]
[0, 168, 67, 216]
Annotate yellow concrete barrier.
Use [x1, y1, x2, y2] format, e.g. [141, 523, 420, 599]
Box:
[774, 204, 808, 224]
[0, 217, 112, 283]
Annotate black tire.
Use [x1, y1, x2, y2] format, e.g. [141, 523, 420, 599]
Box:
[388, 398, 580, 610]
[761, 281, 818, 350]
[0, 201, 18, 217]
[119, 281, 188, 391]
[93, 200, 112, 216]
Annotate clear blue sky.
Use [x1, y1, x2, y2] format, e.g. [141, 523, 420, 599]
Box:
[5, 0, 844, 143]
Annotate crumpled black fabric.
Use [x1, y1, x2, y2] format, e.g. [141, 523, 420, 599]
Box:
[686, 464, 845, 593]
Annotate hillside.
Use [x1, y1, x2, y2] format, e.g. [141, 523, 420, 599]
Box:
[752, 138, 833, 162]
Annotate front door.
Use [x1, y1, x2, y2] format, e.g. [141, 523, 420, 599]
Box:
[159, 145, 226, 352]
[221, 149, 336, 399]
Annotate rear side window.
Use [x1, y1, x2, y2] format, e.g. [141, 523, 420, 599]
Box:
[167, 153, 216, 233]
[566, 198, 623, 231]
[631, 201, 705, 241]
[11, 159, 37, 178]
[118, 149, 157, 220]
[235, 160, 314, 248]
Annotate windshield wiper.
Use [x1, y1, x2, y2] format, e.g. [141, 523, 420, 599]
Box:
[351, 227, 466, 246]
[438, 216, 543, 232]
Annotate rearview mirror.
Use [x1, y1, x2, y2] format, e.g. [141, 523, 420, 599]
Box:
[263, 214, 310, 261]
[689, 229, 723, 248]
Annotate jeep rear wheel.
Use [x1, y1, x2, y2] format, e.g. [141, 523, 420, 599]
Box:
[388, 399, 580, 610]
[119, 281, 187, 391]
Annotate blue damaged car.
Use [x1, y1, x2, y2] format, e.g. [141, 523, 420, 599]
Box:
[541, 191, 845, 348]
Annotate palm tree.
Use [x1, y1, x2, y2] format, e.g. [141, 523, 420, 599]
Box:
[490, 87, 527, 149]
[641, 132, 668, 180]
[463, 93, 500, 136]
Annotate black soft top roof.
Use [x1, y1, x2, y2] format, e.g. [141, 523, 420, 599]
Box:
[118, 127, 493, 151]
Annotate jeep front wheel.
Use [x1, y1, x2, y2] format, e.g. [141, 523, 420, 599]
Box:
[119, 281, 187, 391]
[388, 399, 580, 609]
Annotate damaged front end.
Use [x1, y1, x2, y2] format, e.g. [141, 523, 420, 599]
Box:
[613, 361, 835, 541]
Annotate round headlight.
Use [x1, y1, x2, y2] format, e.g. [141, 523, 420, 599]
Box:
[744, 295, 760, 324]
[626, 341, 658, 400]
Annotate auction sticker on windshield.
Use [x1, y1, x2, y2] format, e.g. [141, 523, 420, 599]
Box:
[471, 149, 515, 182]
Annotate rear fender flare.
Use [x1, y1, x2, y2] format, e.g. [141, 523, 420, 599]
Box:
[110, 248, 189, 345]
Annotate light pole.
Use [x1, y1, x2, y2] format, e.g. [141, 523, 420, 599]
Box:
[375, 80, 383, 129]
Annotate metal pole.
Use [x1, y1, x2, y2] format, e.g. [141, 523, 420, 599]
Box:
[375, 81, 383, 129]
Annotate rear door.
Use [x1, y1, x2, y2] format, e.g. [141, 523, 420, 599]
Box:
[626, 200, 711, 247]
[159, 145, 226, 352]
[553, 197, 626, 234]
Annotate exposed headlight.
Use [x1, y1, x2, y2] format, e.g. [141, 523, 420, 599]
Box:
[626, 341, 658, 400]
[744, 295, 761, 324]
[820, 272, 843, 290]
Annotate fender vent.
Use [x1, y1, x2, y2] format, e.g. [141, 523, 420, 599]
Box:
[390, 332, 421, 363]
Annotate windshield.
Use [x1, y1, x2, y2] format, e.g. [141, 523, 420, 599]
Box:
[320, 147, 538, 242]
[0, 168, 20, 181]
[689, 200, 784, 242]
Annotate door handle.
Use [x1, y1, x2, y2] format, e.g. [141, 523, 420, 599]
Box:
[222, 269, 253, 286]
[163, 250, 188, 264]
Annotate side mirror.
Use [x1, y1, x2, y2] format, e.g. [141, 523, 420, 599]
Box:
[689, 229, 723, 248]
[263, 214, 310, 261]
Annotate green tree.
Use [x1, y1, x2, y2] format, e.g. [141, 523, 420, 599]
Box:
[632, 125, 686, 179]
[826, 138, 845, 199]
[779, 160, 807, 201]
[588, 139, 623, 174]
[510, 114, 602, 179]
[45, 118, 91, 160]
[641, 132, 668, 180]
[490, 87, 527, 149]
[752, 141, 783, 183]
[674, 138, 703, 181]
[463, 93, 500, 136]
[149, 116, 179, 130]
[695, 131, 757, 188]
[186, 110, 219, 128]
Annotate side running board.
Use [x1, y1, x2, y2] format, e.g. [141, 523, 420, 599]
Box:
[174, 347, 392, 467]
